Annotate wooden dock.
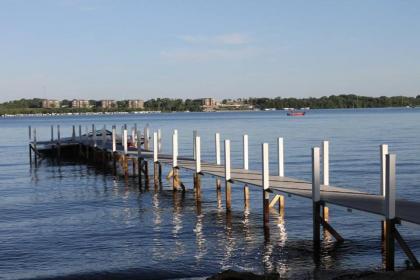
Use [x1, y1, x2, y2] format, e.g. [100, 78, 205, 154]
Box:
[28, 124, 420, 271]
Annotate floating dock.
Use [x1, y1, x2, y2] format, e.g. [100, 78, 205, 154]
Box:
[28, 124, 420, 271]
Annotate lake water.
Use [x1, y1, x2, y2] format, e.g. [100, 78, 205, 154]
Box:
[1, 109, 420, 279]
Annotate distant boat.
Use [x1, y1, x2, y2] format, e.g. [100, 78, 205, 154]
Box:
[287, 111, 306, 116]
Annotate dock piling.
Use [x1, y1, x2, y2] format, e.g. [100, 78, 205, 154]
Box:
[322, 140, 329, 222]
[384, 154, 396, 271]
[153, 132, 159, 185]
[194, 135, 202, 200]
[262, 143, 270, 226]
[312, 147, 321, 248]
[224, 139, 232, 212]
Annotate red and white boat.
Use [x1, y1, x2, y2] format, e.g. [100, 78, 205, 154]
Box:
[287, 110, 306, 116]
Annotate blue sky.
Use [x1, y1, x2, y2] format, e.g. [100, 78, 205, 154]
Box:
[0, 0, 419, 101]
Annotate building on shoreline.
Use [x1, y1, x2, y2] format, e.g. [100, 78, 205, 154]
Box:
[201, 98, 218, 111]
[42, 99, 61, 109]
[98, 100, 117, 109]
[71, 99, 90, 108]
[127, 99, 144, 109]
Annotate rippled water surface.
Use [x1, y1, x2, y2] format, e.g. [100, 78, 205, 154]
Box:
[1, 109, 420, 279]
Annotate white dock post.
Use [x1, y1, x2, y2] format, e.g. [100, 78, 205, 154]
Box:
[243, 134, 249, 208]
[137, 130, 143, 184]
[92, 124, 96, 147]
[33, 128, 37, 163]
[225, 140, 231, 181]
[195, 136, 201, 174]
[194, 135, 202, 199]
[380, 144, 389, 242]
[380, 144, 389, 196]
[84, 125, 89, 159]
[102, 125, 106, 148]
[28, 126, 32, 164]
[122, 128, 128, 177]
[72, 125, 76, 141]
[172, 130, 178, 168]
[312, 147, 321, 246]
[224, 139, 232, 211]
[322, 140, 329, 221]
[111, 125, 117, 174]
[243, 134, 249, 170]
[215, 132, 222, 190]
[153, 131, 159, 185]
[278, 137, 284, 177]
[172, 130, 180, 191]
[144, 126, 150, 150]
[262, 143, 270, 226]
[385, 154, 396, 220]
[123, 129, 128, 154]
[158, 129, 162, 152]
[384, 153, 396, 271]
[132, 127, 136, 148]
[322, 141, 329, 186]
[112, 126, 117, 152]
[57, 125, 61, 159]
[312, 147, 321, 202]
[57, 125, 61, 144]
[153, 132, 158, 163]
[193, 130, 198, 159]
[50, 125, 54, 142]
[78, 125, 82, 141]
[215, 133, 221, 165]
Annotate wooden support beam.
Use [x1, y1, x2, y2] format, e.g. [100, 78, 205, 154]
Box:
[269, 194, 284, 211]
[320, 217, 344, 242]
[394, 226, 420, 268]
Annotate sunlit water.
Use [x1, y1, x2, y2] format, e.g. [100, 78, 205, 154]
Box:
[1, 109, 420, 279]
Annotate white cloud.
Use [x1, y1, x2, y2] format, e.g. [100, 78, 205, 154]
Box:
[160, 47, 258, 62]
[179, 33, 251, 45]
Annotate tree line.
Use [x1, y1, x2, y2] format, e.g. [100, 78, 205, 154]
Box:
[1, 95, 419, 115]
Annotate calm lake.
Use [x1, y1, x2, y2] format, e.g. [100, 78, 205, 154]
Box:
[1, 108, 420, 279]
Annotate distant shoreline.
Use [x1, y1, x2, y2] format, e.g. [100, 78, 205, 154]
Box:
[1, 106, 419, 118]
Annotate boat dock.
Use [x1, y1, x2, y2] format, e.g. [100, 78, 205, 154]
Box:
[28, 124, 420, 271]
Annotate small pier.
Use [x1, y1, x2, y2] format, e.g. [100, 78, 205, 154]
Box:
[28, 124, 420, 271]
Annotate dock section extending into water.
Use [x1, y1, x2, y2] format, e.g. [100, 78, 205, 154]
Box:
[28, 124, 420, 271]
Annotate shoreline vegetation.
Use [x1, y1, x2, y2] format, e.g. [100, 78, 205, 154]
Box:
[1, 94, 420, 117]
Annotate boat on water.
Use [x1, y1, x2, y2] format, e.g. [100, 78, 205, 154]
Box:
[287, 110, 306, 116]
